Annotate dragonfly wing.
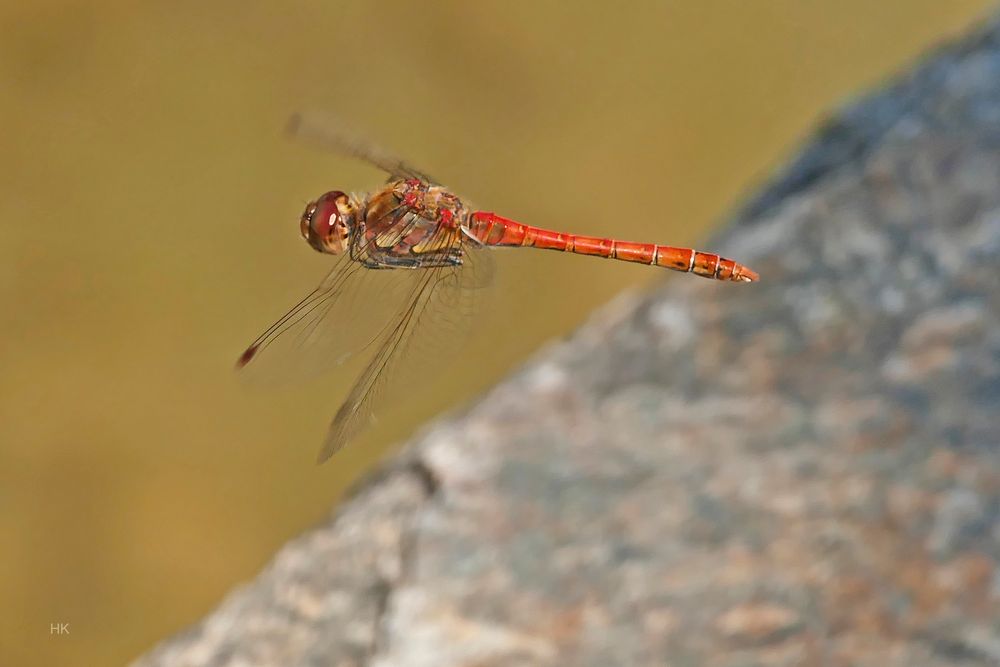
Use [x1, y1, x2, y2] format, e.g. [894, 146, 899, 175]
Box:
[236, 211, 429, 385]
[287, 111, 437, 184]
[316, 230, 492, 461]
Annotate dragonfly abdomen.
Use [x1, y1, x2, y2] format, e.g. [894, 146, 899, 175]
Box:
[467, 212, 758, 282]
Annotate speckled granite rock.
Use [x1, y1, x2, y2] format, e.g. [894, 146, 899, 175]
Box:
[135, 17, 1000, 667]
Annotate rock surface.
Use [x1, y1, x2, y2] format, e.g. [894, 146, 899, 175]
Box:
[136, 17, 1000, 667]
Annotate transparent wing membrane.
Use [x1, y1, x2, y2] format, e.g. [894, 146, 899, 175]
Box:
[236, 255, 420, 386]
[237, 201, 436, 380]
[317, 234, 492, 461]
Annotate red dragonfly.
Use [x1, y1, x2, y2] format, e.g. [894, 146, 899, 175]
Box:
[238, 113, 759, 462]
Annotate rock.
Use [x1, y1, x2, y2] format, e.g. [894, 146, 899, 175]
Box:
[135, 14, 1000, 667]
[716, 602, 802, 646]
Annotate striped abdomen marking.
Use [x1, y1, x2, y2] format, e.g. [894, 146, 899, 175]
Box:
[466, 212, 759, 282]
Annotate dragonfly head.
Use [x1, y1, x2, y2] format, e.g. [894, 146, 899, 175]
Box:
[300, 190, 357, 255]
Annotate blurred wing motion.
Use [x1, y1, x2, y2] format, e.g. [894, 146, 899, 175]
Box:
[287, 110, 436, 183]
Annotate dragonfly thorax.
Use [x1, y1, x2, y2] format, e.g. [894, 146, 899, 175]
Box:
[300, 190, 360, 255]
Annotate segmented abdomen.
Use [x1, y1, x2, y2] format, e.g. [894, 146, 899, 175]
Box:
[466, 211, 758, 282]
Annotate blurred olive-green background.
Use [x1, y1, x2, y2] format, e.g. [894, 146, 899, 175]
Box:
[2, 2, 994, 665]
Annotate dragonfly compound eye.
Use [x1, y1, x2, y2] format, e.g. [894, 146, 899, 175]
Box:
[302, 190, 352, 255]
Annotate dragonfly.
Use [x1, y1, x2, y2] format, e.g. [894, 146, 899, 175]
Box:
[238, 112, 759, 463]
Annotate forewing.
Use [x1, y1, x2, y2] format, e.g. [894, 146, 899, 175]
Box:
[287, 111, 437, 184]
[236, 209, 427, 385]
